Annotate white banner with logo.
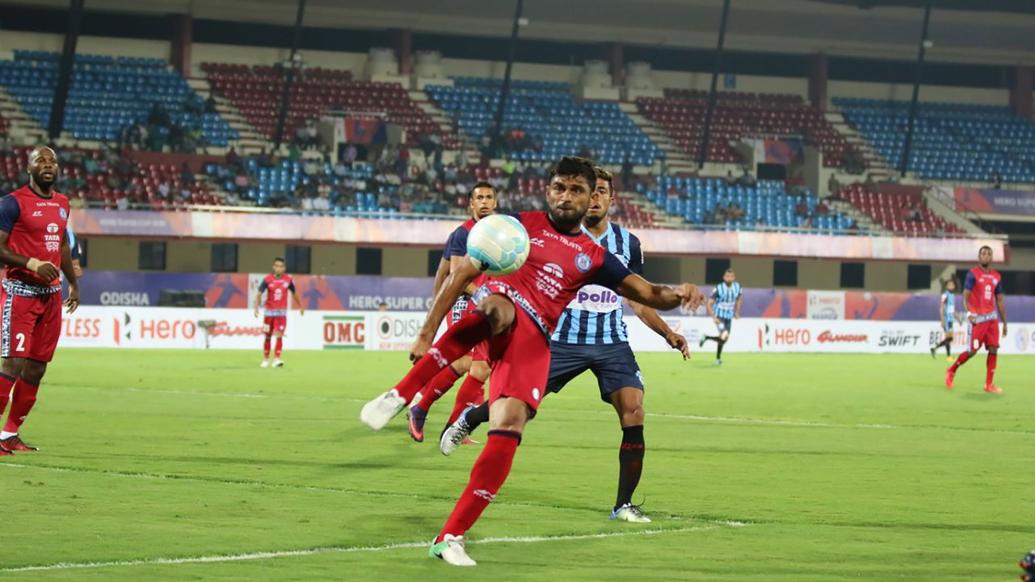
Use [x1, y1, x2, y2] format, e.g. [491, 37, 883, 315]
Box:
[57, 307, 1035, 355]
[806, 290, 846, 320]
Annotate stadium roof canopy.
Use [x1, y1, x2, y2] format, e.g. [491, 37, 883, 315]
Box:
[4, 0, 1035, 64]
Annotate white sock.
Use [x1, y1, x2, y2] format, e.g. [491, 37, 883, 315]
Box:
[0, 431, 16, 439]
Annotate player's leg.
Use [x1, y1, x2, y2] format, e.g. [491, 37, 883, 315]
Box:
[0, 358, 25, 456]
[946, 323, 982, 389]
[944, 331, 953, 358]
[431, 312, 548, 566]
[361, 294, 514, 430]
[272, 318, 287, 367]
[983, 324, 1001, 393]
[1, 293, 59, 451]
[261, 317, 273, 367]
[445, 358, 489, 427]
[592, 343, 649, 522]
[410, 356, 472, 442]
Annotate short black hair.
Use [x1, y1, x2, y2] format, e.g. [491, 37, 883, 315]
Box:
[725, 268, 735, 274]
[593, 166, 614, 194]
[549, 156, 596, 189]
[273, 257, 286, 264]
[979, 245, 993, 254]
[468, 182, 496, 198]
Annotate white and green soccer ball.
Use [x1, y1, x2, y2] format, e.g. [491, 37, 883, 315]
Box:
[466, 214, 530, 275]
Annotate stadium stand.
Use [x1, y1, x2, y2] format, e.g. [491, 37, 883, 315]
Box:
[202, 63, 457, 148]
[836, 98, 1035, 183]
[425, 78, 661, 165]
[838, 183, 965, 235]
[637, 91, 854, 167]
[637, 176, 857, 233]
[0, 51, 237, 146]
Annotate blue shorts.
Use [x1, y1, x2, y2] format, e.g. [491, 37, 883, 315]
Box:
[943, 319, 954, 332]
[546, 341, 644, 403]
[716, 318, 732, 333]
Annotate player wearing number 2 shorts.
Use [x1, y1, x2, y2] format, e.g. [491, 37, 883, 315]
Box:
[0, 146, 80, 456]
[254, 257, 304, 369]
[945, 245, 1007, 393]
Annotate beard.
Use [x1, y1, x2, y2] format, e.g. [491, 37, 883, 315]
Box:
[32, 171, 55, 190]
[547, 206, 584, 231]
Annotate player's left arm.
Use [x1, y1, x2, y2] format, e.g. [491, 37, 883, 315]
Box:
[996, 283, 1007, 337]
[616, 273, 703, 312]
[410, 258, 481, 362]
[289, 282, 304, 316]
[734, 294, 743, 319]
[628, 300, 689, 359]
[59, 232, 79, 313]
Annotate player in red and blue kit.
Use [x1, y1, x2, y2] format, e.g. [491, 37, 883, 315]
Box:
[407, 182, 496, 443]
[253, 258, 304, 368]
[945, 246, 1007, 393]
[360, 157, 704, 566]
[0, 146, 79, 455]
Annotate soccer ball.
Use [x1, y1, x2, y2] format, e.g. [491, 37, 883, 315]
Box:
[466, 214, 530, 275]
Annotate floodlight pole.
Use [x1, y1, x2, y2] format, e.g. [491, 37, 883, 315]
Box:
[49, 0, 84, 140]
[491, 0, 524, 154]
[698, 0, 732, 169]
[900, 0, 932, 177]
[273, 0, 307, 150]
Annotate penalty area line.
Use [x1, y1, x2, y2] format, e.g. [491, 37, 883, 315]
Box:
[0, 522, 748, 573]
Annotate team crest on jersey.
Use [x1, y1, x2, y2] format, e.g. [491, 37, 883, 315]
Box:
[574, 253, 592, 273]
[59, 208, 68, 220]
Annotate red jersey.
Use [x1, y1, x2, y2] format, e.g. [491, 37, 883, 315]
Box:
[259, 274, 295, 316]
[964, 266, 1002, 317]
[0, 186, 70, 288]
[473, 211, 631, 335]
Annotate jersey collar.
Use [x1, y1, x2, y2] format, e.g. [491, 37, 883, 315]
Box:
[580, 220, 613, 243]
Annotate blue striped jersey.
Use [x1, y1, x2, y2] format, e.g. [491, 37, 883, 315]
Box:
[712, 281, 741, 320]
[552, 222, 643, 345]
[941, 291, 955, 322]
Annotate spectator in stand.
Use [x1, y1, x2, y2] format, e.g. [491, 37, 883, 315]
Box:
[148, 102, 171, 128]
[180, 162, 194, 186]
[234, 172, 250, 191]
[158, 180, 171, 200]
[815, 200, 830, 216]
[226, 146, 241, 170]
[396, 147, 410, 178]
[795, 196, 809, 218]
[828, 173, 841, 196]
[992, 172, 1003, 189]
[727, 202, 745, 221]
[736, 166, 756, 186]
[205, 94, 218, 114]
[313, 190, 331, 212]
[345, 142, 359, 165]
[724, 170, 737, 185]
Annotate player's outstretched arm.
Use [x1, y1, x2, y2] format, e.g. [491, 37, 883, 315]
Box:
[628, 300, 689, 359]
[0, 231, 59, 281]
[59, 234, 78, 313]
[431, 257, 451, 297]
[411, 258, 481, 361]
[616, 273, 704, 312]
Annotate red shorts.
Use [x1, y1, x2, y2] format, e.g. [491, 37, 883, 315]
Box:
[1, 285, 62, 362]
[263, 315, 287, 334]
[969, 320, 1000, 350]
[486, 308, 551, 412]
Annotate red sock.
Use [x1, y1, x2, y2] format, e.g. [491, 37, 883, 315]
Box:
[0, 373, 14, 418]
[263, 336, 271, 358]
[950, 350, 971, 371]
[447, 375, 486, 426]
[437, 430, 520, 540]
[3, 379, 38, 433]
[985, 353, 997, 386]
[393, 311, 493, 403]
[274, 337, 283, 358]
[416, 366, 462, 413]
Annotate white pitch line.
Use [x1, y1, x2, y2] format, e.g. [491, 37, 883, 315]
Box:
[0, 523, 747, 573]
[644, 412, 1033, 435]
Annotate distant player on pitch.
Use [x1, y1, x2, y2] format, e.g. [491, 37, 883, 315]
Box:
[0, 146, 79, 455]
[254, 257, 304, 368]
[699, 268, 741, 365]
[930, 277, 958, 361]
[945, 246, 1006, 393]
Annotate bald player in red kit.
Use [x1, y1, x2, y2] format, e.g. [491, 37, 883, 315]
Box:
[0, 146, 79, 456]
[945, 245, 1007, 393]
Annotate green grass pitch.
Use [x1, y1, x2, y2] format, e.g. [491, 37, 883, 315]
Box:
[1, 349, 1032, 580]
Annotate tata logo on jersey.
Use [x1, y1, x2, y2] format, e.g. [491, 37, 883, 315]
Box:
[46, 223, 60, 234]
[322, 315, 365, 350]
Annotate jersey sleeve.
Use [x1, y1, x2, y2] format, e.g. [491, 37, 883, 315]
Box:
[0, 195, 20, 233]
[443, 227, 468, 259]
[963, 271, 976, 291]
[628, 234, 644, 275]
[258, 279, 269, 293]
[995, 280, 1003, 295]
[711, 287, 719, 300]
[288, 281, 296, 293]
[591, 250, 632, 291]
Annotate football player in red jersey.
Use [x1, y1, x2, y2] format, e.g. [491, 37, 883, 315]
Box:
[407, 182, 496, 443]
[0, 146, 79, 455]
[253, 257, 304, 368]
[945, 246, 1007, 393]
[360, 157, 704, 566]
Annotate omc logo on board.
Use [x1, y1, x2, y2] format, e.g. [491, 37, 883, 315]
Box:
[322, 315, 365, 350]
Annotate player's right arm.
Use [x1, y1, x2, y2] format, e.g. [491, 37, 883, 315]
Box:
[410, 258, 481, 362]
[449, 256, 480, 295]
[253, 280, 267, 318]
[962, 270, 976, 323]
[939, 294, 948, 331]
[705, 292, 718, 323]
[996, 282, 1007, 337]
[0, 197, 60, 281]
